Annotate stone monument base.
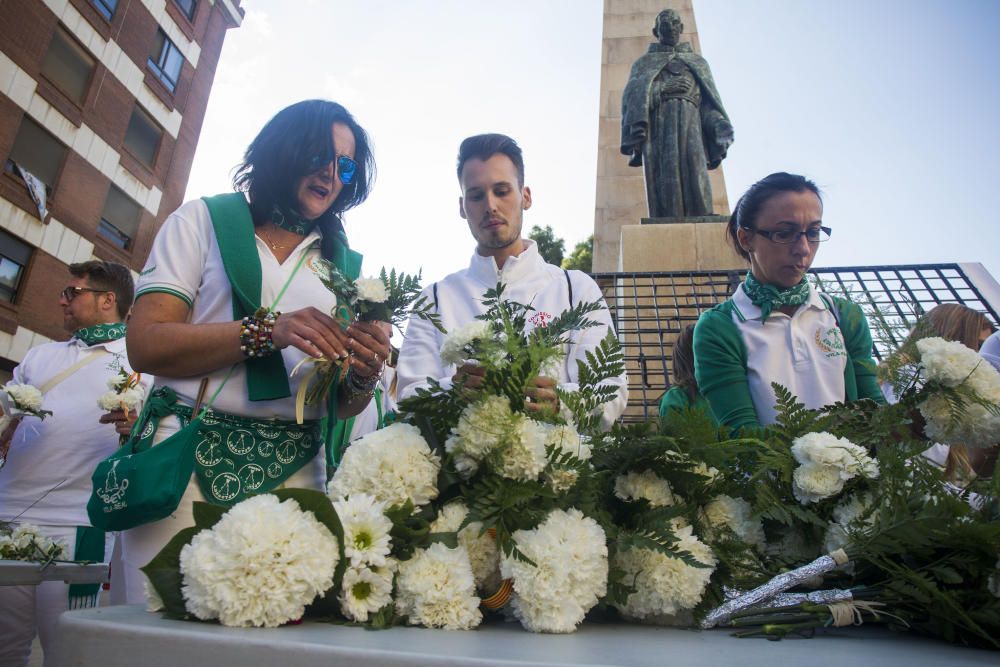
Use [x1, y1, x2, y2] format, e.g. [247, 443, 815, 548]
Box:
[619, 218, 745, 272]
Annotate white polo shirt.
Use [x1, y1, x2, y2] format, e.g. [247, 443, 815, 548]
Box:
[730, 284, 847, 426]
[135, 198, 340, 421]
[0, 336, 152, 526]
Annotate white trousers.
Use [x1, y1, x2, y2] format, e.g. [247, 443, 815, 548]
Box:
[119, 416, 326, 604]
[0, 525, 113, 667]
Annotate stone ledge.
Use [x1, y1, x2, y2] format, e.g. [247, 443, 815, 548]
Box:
[641, 215, 729, 225]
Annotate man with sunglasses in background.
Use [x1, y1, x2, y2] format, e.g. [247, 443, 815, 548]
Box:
[396, 134, 627, 429]
[0, 260, 152, 667]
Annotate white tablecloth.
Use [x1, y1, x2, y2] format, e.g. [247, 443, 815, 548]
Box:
[49, 605, 997, 667]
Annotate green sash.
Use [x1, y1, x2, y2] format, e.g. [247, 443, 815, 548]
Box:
[201, 194, 363, 402]
[68, 526, 105, 608]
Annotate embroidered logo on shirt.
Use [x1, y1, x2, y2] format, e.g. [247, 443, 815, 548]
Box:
[815, 327, 847, 358]
[529, 311, 553, 328]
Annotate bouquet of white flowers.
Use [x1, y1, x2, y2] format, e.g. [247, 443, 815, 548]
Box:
[96, 369, 145, 413]
[0, 522, 66, 563]
[0, 382, 52, 469]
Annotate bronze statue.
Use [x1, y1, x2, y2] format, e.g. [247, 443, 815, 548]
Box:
[621, 9, 733, 218]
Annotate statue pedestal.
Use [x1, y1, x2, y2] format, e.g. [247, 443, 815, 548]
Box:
[618, 217, 744, 272]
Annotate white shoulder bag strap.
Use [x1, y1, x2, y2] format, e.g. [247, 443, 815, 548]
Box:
[39, 348, 109, 394]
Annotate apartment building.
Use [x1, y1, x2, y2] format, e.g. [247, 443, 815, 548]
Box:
[0, 0, 242, 373]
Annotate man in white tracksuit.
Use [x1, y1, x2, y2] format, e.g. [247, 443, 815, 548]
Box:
[396, 133, 627, 428]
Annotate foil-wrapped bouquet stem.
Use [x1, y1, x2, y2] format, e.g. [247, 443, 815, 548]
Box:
[701, 549, 850, 629]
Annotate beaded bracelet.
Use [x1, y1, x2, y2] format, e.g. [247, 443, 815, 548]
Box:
[239, 308, 281, 359]
[343, 366, 381, 401]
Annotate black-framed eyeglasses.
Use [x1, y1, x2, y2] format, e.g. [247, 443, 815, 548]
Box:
[306, 152, 358, 186]
[60, 286, 109, 302]
[743, 226, 832, 244]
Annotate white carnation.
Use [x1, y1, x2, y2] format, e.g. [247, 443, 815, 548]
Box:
[700, 495, 765, 550]
[500, 508, 608, 633]
[692, 462, 722, 483]
[339, 564, 394, 622]
[396, 542, 482, 630]
[179, 494, 339, 627]
[614, 470, 678, 507]
[790, 432, 878, 505]
[355, 277, 388, 303]
[328, 423, 440, 509]
[143, 577, 165, 613]
[431, 502, 501, 593]
[497, 416, 549, 481]
[440, 320, 491, 367]
[97, 386, 145, 411]
[4, 383, 43, 412]
[917, 337, 984, 388]
[444, 396, 516, 477]
[613, 522, 716, 621]
[332, 493, 392, 567]
[823, 492, 878, 554]
[919, 375, 1000, 450]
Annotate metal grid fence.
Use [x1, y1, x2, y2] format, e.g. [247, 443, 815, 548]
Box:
[592, 264, 1000, 423]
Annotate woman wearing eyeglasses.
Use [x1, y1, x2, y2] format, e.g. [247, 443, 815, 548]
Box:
[119, 100, 389, 602]
[693, 172, 884, 432]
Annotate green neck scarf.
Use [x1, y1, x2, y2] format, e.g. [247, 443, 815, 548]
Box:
[201, 194, 363, 402]
[271, 205, 318, 236]
[74, 322, 126, 346]
[743, 272, 811, 323]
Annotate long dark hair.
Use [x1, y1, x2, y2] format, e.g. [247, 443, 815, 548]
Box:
[671, 324, 698, 402]
[233, 100, 376, 232]
[726, 172, 821, 261]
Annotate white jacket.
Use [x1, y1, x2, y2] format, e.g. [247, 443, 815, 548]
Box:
[397, 241, 628, 429]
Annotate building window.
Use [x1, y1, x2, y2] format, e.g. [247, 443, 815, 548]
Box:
[4, 117, 68, 193]
[173, 0, 197, 21]
[148, 29, 183, 92]
[91, 0, 118, 20]
[0, 230, 32, 304]
[99, 186, 142, 250]
[41, 26, 96, 105]
[123, 105, 163, 168]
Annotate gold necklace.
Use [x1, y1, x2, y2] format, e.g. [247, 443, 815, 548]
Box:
[259, 225, 289, 250]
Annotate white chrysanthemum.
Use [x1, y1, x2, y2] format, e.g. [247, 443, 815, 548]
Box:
[396, 542, 482, 630]
[4, 383, 43, 411]
[497, 416, 548, 482]
[445, 395, 515, 477]
[700, 495, 765, 550]
[355, 277, 388, 303]
[500, 508, 608, 634]
[328, 423, 440, 509]
[339, 565, 394, 622]
[613, 522, 716, 621]
[430, 502, 501, 593]
[179, 494, 339, 627]
[917, 337, 984, 388]
[823, 492, 878, 554]
[614, 470, 678, 507]
[332, 493, 392, 567]
[143, 577, 165, 613]
[542, 423, 590, 460]
[440, 320, 491, 367]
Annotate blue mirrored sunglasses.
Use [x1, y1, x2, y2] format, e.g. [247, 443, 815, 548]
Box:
[307, 153, 358, 186]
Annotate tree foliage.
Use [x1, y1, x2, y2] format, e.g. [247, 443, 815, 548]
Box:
[528, 225, 566, 266]
[562, 235, 593, 273]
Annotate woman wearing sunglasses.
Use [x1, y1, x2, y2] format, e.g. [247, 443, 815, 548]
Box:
[120, 100, 389, 602]
[693, 172, 884, 432]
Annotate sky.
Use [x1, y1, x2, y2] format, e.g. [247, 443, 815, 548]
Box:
[184, 0, 1000, 286]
